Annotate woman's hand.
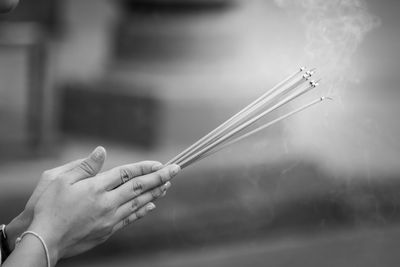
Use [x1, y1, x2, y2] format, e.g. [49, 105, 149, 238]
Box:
[5, 147, 107, 251]
[27, 156, 180, 265]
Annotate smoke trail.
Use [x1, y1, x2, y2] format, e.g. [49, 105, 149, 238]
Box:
[269, 0, 382, 176]
[274, 0, 380, 95]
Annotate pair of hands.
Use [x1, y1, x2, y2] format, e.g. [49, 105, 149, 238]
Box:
[1, 2, 180, 264]
[6, 147, 180, 265]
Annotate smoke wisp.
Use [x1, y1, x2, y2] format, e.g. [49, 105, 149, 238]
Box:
[274, 0, 380, 95]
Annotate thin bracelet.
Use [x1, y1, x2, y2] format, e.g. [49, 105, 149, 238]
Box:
[16, 231, 51, 267]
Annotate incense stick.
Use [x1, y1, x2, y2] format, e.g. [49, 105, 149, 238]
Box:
[166, 67, 326, 169]
[182, 96, 330, 168]
[176, 82, 317, 167]
[166, 67, 308, 165]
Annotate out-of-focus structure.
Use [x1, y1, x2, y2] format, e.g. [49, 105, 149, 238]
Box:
[1, 0, 400, 266]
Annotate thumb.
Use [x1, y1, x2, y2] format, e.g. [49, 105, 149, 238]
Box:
[66, 146, 107, 184]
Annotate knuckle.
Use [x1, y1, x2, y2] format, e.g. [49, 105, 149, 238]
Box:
[120, 168, 133, 183]
[136, 210, 145, 219]
[86, 180, 98, 193]
[139, 160, 153, 166]
[79, 160, 96, 176]
[139, 164, 145, 175]
[131, 180, 144, 194]
[50, 178, 68, 192]
[53, 175, 64, 182]
[93, 180, 104, 193]
[160, 168, 174, 182]
[123, 217, 130, 227]
[56, 173, 68, 181]
[131, 198, 140, 211]
[151, 187, 162, 198]
[42, 170, 58, 183]
[101, 203, 110, 213]
[154, 172, 165, 184]
[102, 222, 114, 235]
[54, 176, 68, 186]
[100, 197, 113, 212]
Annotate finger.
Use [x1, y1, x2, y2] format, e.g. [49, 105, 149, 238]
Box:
[49, 155, 104, 178]
[113, 182, 171, 223]
[48, 159, 83, 176]
[99, 161, 163, 190]
[110, 164, 180, 206]
[112, 202, 156, 233]
[64, 146, 107, 184]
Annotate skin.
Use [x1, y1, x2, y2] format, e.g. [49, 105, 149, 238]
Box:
[1, 3, 180, 266]
[3, 147, 180, 266]
[6, 147, 108, 251]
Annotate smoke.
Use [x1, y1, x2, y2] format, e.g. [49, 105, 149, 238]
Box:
[274, 0, 380, 95]
[270, 0, 383, 175]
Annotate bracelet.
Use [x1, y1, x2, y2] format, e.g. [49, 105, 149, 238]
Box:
[16, 231, 51, 267]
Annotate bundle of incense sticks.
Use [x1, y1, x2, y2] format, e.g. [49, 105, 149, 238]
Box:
[167, 67, 329, 169]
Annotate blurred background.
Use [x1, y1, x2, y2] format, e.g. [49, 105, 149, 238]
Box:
[1, 0, 400, 266]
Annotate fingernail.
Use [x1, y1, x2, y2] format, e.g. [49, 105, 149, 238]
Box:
[170, 165, 181, 177]
[163, 181, 172, 191]
[91, 146, 106, 161]
[151, 163, 163, 172]
[147, 203, 156, 211]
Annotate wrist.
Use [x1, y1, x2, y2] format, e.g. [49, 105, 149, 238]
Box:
[14, 233, 53, 267]
[27, 219, 62, 266]
[6, 211, 31, 251]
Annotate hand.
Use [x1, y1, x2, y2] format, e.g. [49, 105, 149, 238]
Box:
[6, 147, 107, 251]
[28, 158, 180, 264]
